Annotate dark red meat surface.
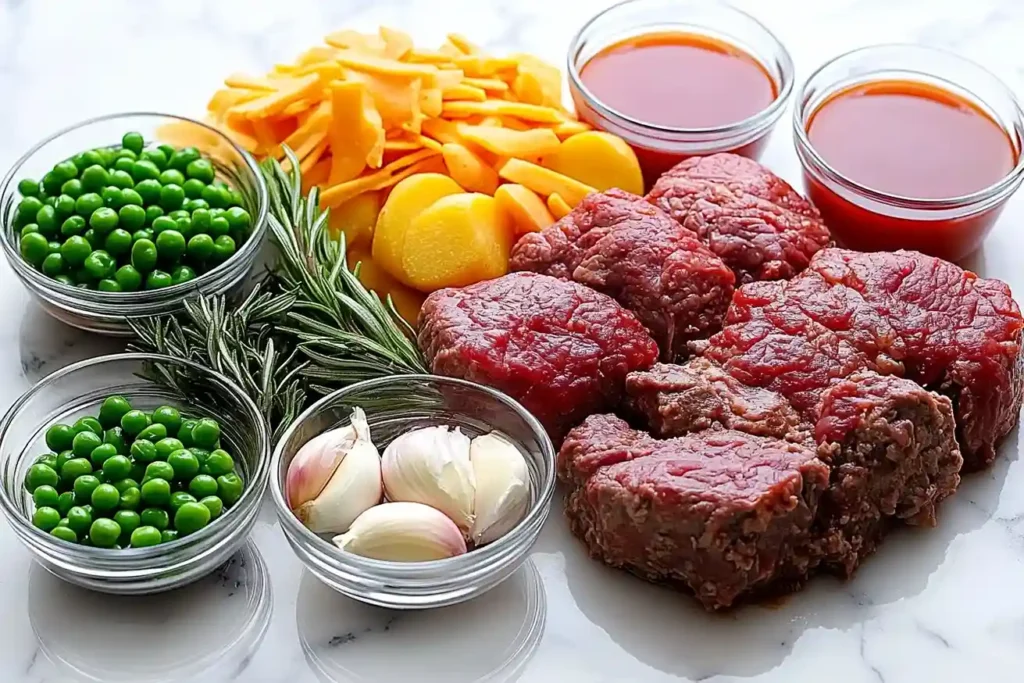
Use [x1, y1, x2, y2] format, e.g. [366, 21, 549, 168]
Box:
[509, 189, 734, 359]
[418, 272, 658, 443]
[561, 414, 830, 610]
[699, 248, 1024, 469]
[647, 154, 831, 284]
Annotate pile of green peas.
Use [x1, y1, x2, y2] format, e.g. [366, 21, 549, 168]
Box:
[23, 395, 245, 549]
[13, 131, 253, 291]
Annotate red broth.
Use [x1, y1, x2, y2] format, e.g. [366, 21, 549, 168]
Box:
[578, 32, 778, 184]
[804, 79, 1017, 261]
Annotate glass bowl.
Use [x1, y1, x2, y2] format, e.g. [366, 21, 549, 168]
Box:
[270, 374, 557, 610]
[793, 44, 1024, 262]
[567, 0, 794, 185]
[0, 112, 268, 336]
[0, 353, 270, 594]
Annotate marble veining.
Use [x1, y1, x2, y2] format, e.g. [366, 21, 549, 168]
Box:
[2, 0, 1024, 681]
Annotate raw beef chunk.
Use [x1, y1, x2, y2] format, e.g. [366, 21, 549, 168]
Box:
[418, 272, 658, 443]
[509, 189, 734, 359]
[647, 153, 831, 284]
[560, 415, 830, 611]
[700, 248, 1024, 469]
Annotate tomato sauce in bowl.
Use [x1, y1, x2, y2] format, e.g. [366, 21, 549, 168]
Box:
[795, 45, 1024, 262]
[568, 0, 794, 187]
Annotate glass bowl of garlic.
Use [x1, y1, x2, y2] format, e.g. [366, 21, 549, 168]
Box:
[269, 374, 557, 610]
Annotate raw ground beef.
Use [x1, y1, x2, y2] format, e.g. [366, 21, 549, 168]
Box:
[560, 414, 830, 611]
[699, 248, 1024, 470]
[417, 272, 658, 443]
[647, 154, 831, 284]
[509, 189, 734, 359]
[623, 361, 961, 581]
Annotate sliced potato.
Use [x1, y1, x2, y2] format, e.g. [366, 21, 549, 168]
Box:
[495, 184, 555, 234]
[541, 131, 643, 195]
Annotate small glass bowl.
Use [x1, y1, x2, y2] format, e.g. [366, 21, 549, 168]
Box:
[793, 44, 1024, 262]
[0, 353, 270, 594]
[567, 0, 794, 185]
[0, 112, 268, 336]
[270, 374, 557, 610]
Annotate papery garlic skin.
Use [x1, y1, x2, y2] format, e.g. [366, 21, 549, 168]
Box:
[290, 408, 383, 534]
[381, 425, 476, 533]
[333, 502, 467, 561]
[469, 433, 530, 545]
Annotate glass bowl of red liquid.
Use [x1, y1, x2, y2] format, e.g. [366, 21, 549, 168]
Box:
[794, 44, 1024, 263]
[567, 0, 794, 187]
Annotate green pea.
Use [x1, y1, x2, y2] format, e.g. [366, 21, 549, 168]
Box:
[175, 420, 196, 447]
[182, 198, 209, 213]
[134, 178, 161, 205]
[216, 472, 244, 507]
[101, 186, 123, 209]
[20, 224, 40, 238]
[151, 406, 182, 434]
[181, 179, 206, 202]
[208, 216, 230, 238]
[132, 229, 154, 243]
[167, 449, 200, 480]
[20, 232, 49, 266]
[158, 169, 185, 186]
[110, 170, 135, 190]
[150, 216, 177, 235]
[140, 148, 167, 169]
[102, 454, 132, 481]
[42, 172, 63, 196]
[139, 507, 169, 531]
[57, 177, 82, 198]
[131, 160, 160, 182]
[114, 264, 143, 292]
[203, 449, 234, 477]
[130, 438, 157, 463]
[130, 525, 162, 547]
[79, 149, 104, 168]
[96, 395, 130, 428]
[16, 196, 44, 225]
[118, 208, 147, 238]
[18, 178, 40, 197]
[79, 166, 109, 192]
[199, 184, 227, 208]
[57, 491, 75, 516]
[188, 474, 219, 499]
[53, 452, 71, 474]
[118, 486, 141, 511]
[156, 144, 175, 159]
[53, 159, 78, 181]
[136, 423, 168, 443]
[185, 158, 215, 184]
[83, 250, 116, 279]
[32, 484, 59, 509]
[73, 474, 101, 504]
[151, 436, 180, 459]
[50, 525, 77, 543]
[97, 279, 120, 292]
[60, 236, 91, 267]
[89, 518, 121, 547]
[89, 443, 118, 468]
[169, 491, 197, 512]
[155, 229, 186, 262]
[54, 274, 75, 286]
[158, 184, 185, 211]
[173, 501, 211, 536]
[35, 203, 58, 232]
[75, 192, 103, 217]
[113, 509, 140, 537]
[53, 195, 77, 220]
[131, 238, 158, 272]
[191, 418, 221, 449]
[119, 187, 143, 207]
[171, 265, 197, 285]
[122, 132, 144, 154]
[41, 253, 66, 277]
[146, 270, 173, 290]
[32, 506, 61, 532]
[60, 215, 87, 238]
[64, 506, 92, 535]
[170, 147, 201, 172]
[198, 496, 223, 520]
[172, 215, 192, 238]
[89, 206, 119, 234]
[140, 478, 171, 506]
[62, 460, 93, 491]
[90, 483, 119, 511]
[101, 229, 130, 257]
[145, 461, 175, 481]
[114, 157, 135, 174]
[34, 454, 58, 471]
[46, 424, 76, 452]
[48, 240, 63, 254]
[120, 409, 151, 436]
[186, 233, 215, 262]
[81, 229, 101, 250]
[70, 429, 102, 457]
[161, 529, 180, 543]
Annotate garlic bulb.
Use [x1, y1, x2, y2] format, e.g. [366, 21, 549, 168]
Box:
[288, 408, 382, 534]
[333, 502, 467, 561]
[381, 426, 476, 532]
[469, 433, 530, 545]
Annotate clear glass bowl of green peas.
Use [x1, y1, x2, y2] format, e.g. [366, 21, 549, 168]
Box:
[0, 353, 269, 594]
[0, 113, 268, 336]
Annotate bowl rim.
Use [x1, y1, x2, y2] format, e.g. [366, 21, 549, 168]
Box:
[0, 111, 269, 304]
[792, 42, 1024, 208]
[565, 0, 796, 136]
[0, 351, 270, 561]
[269, 374, 557, 576]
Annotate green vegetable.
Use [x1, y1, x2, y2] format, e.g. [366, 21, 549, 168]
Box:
[56, 491, 75, 516]
[159, 184, 185, 211]
[130, 525, 162, 547]
[155, 229, 186, 262]
[145, 270, 173, 289]
[120, 409, 151, 435]
[167, 449, 200, 480]
[112, 477, 139, 494]
[216, 472, 244, 506]
[105, 228, 133, 256]
[171, 265, 196, 285]
[187, 233, 214, 262]
[89, 443, 118, 467]
[130, 438, 157, 463]
[186, 159, 215, 184]
[50, 526, 78, 543]
[89, 518, 121, 547]
[140, 478, 171, 506]
[61, 215, 86, 237]
[131, 238, 158, 272]
[199, 495, 224, 519]
[71, 430, 102, 457]
[32, 507, 61, 532]
[169, 491, 197, 512]
[159, 169, 185, 186]
[131, 160, 160, 182]
[46, 424, 76, 451]
[144, 461, 175, 482]
[53, 159, 78, 182]
[171, 148, 201, 172]
[61, 236, 92, 267]
[32, 485, 59, 509]
[110, 170, 135, 189]
[142, 148, 168, 169]
[119, 486, 141, 510]
[113, 509, 141, 537]
[18, 178, 40, 197]
[83, 250, 116, 279]
[136, 423, 167, 443]
[66, 506, 92, 535]
[90, 483, 120, 511]
[208, 215, 230, 237]
[122, 132, 144, 154]
[41, 253, 66, 277]
[102, 454, 132, 481]
[115, 265, 143, 291]
[154, 438, 184, 461]
[89, 207, 119, 234]
[188, 474, 218, 499]
[139, 507, 169, 531]
[203, 449, 234, 476]
[73, 417, 103, 436]
[161, 530, 179, 543]
[73, 474, 101, 505]
[174, 501, 211, 535]
[20, 232, 49, 266]
[191, 418, 220, 449]
[151, 406, 182, 434]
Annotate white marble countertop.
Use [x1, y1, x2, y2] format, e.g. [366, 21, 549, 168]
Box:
[2, 0, 1024, 681]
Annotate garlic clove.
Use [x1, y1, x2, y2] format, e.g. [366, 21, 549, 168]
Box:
[290, 408, 383, 534]
[333, 502, 467, 562]
[469, 433, 530, 545]
[381, 425, 476, 533]
[287, 410, 369, 509]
